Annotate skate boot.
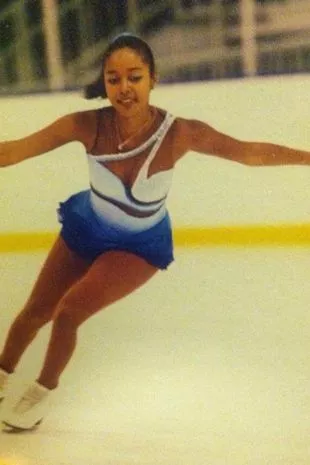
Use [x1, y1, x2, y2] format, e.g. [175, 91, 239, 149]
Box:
[2, 381, 53, 431]
[0, 367, 10, 403]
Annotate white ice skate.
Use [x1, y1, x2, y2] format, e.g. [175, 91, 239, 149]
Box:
[2, 381, 52, 432]
[0, 367, 10, 403]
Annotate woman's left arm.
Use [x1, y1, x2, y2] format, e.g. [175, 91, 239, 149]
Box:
[182, 118, 310, 166]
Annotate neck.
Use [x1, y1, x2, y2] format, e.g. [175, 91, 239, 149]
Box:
[115, 107, 157, 151]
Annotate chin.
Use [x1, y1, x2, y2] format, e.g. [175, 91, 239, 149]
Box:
[117, 104, 144, 119]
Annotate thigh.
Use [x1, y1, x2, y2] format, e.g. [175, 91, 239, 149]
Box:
[54, 250, 159, 325]
[23, 235, 91, 313]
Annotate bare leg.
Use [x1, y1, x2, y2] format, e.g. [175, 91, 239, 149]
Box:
[36, 251, 158, 389]
[0, 236, 90, 373]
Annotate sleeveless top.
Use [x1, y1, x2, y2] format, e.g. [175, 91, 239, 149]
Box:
[86, 111, 176, 233]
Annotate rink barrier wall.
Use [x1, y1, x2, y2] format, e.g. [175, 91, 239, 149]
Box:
[1, 223, 310, 253]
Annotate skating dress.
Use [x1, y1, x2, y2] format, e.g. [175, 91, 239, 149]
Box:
[57, 110, 176, 268]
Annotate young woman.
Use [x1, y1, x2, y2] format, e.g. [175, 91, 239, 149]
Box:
[0, 33, 309, 431]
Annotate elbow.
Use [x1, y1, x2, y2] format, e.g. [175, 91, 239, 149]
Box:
[233, 141, 264, 167]
[223, 141, 261, 167]
[237, 150, 264, 167]
[241, 156, 261, 167]
[229, 153, 260, 167]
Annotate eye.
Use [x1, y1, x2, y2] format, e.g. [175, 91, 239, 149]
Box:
[129, 76, 142, 83]
[107, 77, 119, 85]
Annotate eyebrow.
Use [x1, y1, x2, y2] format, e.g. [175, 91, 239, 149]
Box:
[105, 67, 143, 74]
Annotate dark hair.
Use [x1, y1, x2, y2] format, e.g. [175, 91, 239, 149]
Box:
[84, 33, 156, 100]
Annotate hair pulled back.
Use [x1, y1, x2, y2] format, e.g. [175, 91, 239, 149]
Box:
[84, 33, 156, 100]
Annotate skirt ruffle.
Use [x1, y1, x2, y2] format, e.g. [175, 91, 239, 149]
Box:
[57, 190, 174, 269]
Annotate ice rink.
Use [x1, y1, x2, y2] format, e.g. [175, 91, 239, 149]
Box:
[0, 246, 309, 465]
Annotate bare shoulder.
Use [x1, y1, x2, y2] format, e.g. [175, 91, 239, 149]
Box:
[172, 117, 212, 143]
[28, 109, 98, 148]
[71, 109, 97, 151]
[167, 116, 196, 162]
[169, 116, 211, 144]
[172, 117, 192, 136]
[170, 116, 243, 159]
[74, 106, 114, 152]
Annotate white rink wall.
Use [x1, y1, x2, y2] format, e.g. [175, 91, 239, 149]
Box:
[1, 74, 310, 233]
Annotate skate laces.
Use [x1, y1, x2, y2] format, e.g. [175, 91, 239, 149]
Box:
[14, 383, 49, 414]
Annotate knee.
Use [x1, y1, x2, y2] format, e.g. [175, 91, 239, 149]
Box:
[52, 299, 83, 330]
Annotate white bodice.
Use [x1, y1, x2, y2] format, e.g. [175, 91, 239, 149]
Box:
[87, 113, 176, 232]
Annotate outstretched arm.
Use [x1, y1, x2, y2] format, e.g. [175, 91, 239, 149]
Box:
[0, 111, 95, 167]
[182, 119, 310, 166]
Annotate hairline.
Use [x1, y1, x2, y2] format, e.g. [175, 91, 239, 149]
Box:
[103, 43, 155, 77]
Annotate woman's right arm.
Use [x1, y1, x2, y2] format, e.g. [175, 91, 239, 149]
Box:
[0, 111, 95, 167]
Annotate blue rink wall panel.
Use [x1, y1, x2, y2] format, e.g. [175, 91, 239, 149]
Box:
[1, 75, 310, 251]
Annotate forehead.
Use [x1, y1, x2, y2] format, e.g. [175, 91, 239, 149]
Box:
[104, 47, 148, 73]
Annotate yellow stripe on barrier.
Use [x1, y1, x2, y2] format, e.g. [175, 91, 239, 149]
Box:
[0, 232, 56, 253]
[173, 224, 310, 246]
[1, 224, 310, 253]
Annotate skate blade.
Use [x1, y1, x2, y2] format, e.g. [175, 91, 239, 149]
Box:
[2, 418, 43, 433]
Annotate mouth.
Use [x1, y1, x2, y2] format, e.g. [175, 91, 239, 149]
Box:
[117, 98, 136, 108]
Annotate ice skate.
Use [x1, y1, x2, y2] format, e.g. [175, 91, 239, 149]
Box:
[0, 367, 10, 403]
[2, 381, 52, 432]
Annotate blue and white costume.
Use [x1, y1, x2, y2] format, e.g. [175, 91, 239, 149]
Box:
[58, 111, 176, 268]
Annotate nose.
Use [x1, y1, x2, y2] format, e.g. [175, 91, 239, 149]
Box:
[119, 78, 130, 94]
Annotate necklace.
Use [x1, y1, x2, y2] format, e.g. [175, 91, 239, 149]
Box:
[115, 107, 157, 151]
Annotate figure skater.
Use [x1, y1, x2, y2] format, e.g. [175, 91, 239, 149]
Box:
[0, 33, 309, 431]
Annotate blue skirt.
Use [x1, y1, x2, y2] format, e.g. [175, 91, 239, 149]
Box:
[57, 190, 174, 269]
